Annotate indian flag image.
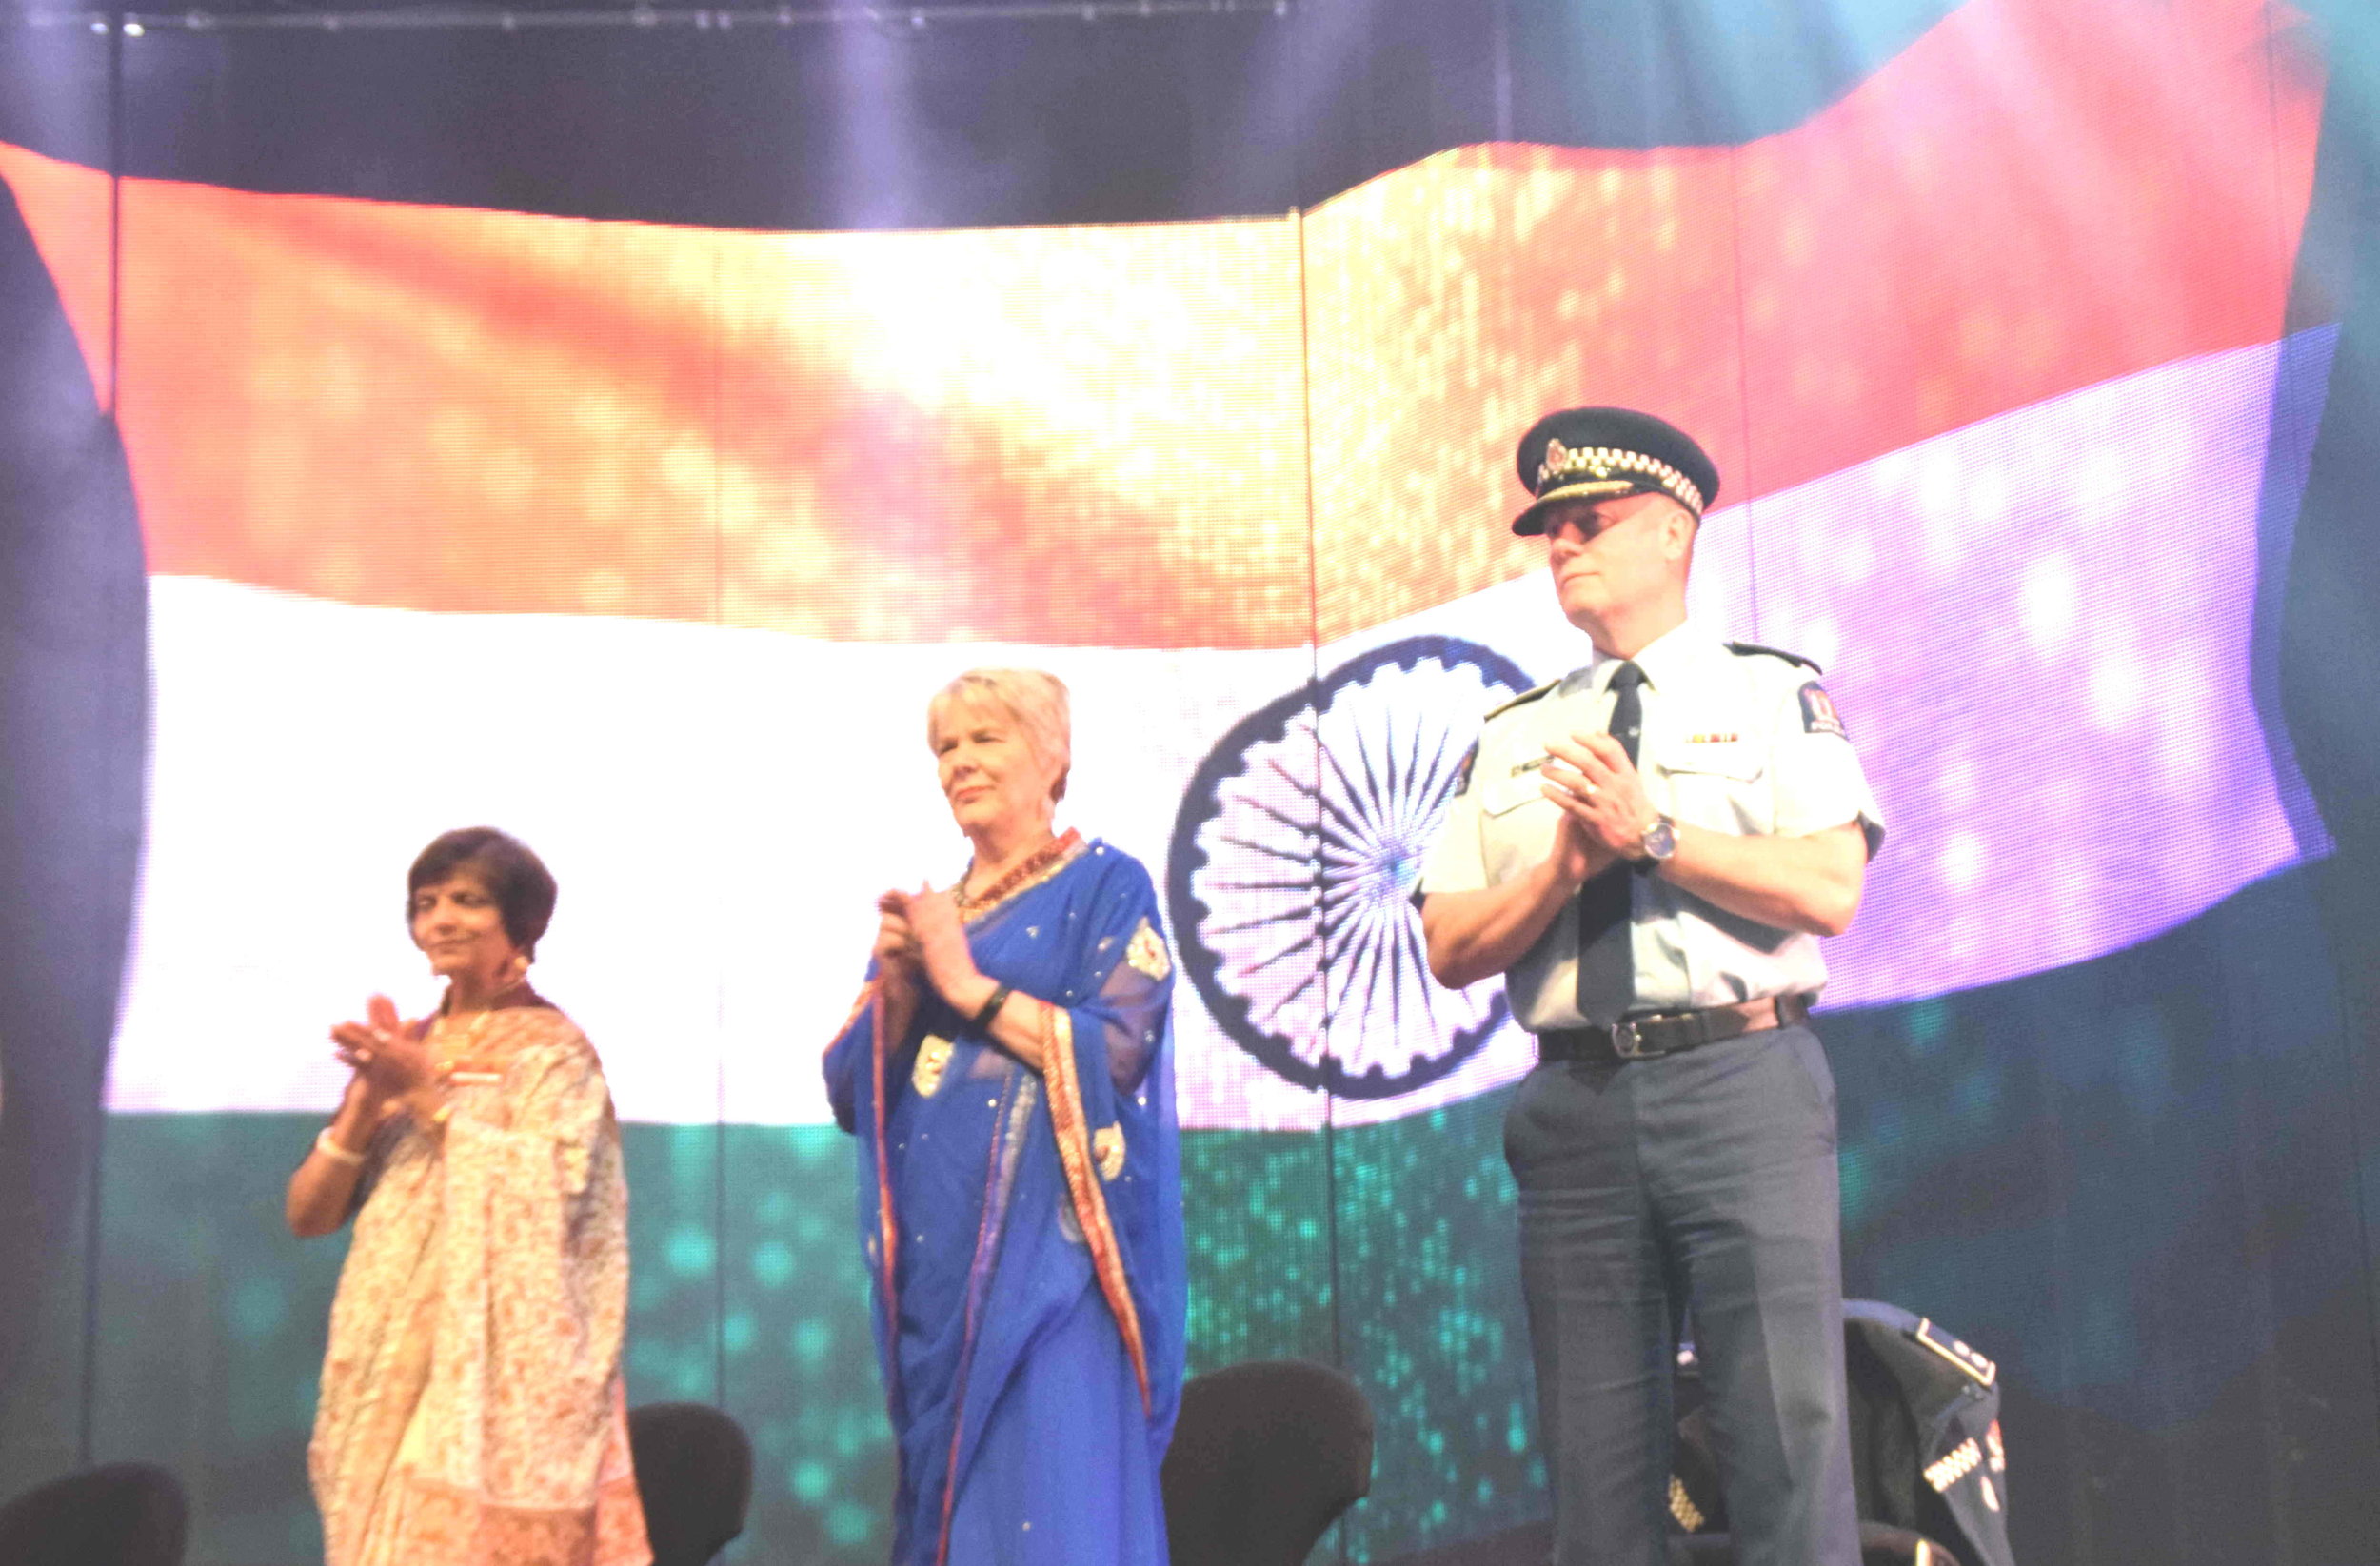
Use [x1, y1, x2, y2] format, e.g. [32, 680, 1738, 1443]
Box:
[0, 0, 2335, 1554]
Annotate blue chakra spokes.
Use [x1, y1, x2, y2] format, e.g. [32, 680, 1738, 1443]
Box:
[1167, 636, 1531, 1100]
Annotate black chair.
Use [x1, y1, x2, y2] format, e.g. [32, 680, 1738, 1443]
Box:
[0, 1462, 187, 1566]
[628, 1402, 753, 1566]
[1161, 1358, 1374, 1566]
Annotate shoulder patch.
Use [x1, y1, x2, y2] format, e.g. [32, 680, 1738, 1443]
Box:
[1482, 680, 1557, 723]
[1798, 681, 1848, 739]
[1913, 1318, 1997, 1387]
[1727, 640, 1824, 674]
[1449, 740, 1479, 799]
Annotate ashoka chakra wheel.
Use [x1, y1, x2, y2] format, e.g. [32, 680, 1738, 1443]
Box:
[1167, 636, 1529, 1100]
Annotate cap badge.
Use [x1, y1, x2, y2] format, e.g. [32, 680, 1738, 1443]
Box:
[1535, 437, 1706, 515]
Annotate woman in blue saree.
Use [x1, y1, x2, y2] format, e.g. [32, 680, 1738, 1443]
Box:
[824, 667, 1185, 1566]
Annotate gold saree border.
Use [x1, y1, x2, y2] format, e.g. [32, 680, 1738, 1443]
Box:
[829, 978, 877, 1052]
[387, 1469, 648, 1566]
[1037, 1001, 1152, 1414]
[864, 981, 904, 1422]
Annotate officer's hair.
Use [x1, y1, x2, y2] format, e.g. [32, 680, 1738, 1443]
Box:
[1664, 494, 1700, 571]
[926, 667, 1073, 804]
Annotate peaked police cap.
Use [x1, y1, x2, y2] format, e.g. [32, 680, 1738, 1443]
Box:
[1512, 406, 1721, 535]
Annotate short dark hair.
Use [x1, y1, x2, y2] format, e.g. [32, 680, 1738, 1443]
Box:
[407, 827, 558, 957]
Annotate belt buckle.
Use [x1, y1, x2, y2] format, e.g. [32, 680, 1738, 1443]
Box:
[1610, 1020, 1653, 1059]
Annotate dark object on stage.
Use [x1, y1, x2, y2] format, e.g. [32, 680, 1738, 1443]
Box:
[1841, 1302, 2013, 1566]
[0, 1461, 187, 1566]
[1511, 406, 1723, 533]
[1669, 1301, 2011, 1566]
[1385, 1300, 2009, 1566]
[628, 1402, 753, 1566]
[1160, 1358, 1374, 1566]
[1676, 1523, 1967, 1565]
[1379, 1516, 1961, 1565]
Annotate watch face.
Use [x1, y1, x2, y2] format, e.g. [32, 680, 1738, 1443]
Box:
[1643, 816, 1678, 861]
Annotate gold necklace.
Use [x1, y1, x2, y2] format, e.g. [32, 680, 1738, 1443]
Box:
[433, 981, 517, 1084]
[955, 829, 1080, 918]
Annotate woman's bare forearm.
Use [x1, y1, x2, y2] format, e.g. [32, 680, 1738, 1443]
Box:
[935, 970, 1048, 1071]
[285, 1093, 378, 1238]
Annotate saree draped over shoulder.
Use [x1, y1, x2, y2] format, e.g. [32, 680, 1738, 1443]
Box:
[309, 996, 651, 1566]
[824, 837, 1187, 1566]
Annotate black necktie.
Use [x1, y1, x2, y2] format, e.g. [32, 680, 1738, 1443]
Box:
[1575, 661, 1645, 1019]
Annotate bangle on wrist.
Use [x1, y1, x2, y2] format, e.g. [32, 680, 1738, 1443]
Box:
[971, 983, 1013, 1032]
[314, 1127, 367, 1166]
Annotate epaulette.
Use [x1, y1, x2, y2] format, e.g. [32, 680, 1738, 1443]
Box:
[1726, 640, 1824, 674]
[1913, 1318, 1997, 1387]
[1482, 680, 1557, 722]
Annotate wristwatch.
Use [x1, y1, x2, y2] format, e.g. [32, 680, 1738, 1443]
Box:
[1636, 813, 1678, 866]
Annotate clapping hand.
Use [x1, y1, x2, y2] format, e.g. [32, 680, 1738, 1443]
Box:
[883, 883, 977, 1004]
[874, 890, 924, 978]
[1540, 731, 1655, 868]
[330, 995, 433, 1108]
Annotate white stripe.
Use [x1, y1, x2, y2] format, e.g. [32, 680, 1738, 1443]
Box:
[109, 333, 2330, 1129]
[111, 590, 1312, 1126]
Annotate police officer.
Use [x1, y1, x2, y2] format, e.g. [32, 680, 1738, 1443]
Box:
[1418, 407, 1885, 1566]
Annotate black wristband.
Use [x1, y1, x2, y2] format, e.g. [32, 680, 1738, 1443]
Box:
[971, 983, 1013, 1032]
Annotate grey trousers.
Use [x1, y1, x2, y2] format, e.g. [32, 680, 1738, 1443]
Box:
[1503, 1023, 1861, 1566]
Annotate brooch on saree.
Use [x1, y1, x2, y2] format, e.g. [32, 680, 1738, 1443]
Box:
[1126, 919, 1172, 981]
[912, 1035, 955, 1098]
[1093, 1125, 1127, 1181]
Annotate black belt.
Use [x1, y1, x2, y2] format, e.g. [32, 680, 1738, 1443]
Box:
[1538, 993, 1812, 1063]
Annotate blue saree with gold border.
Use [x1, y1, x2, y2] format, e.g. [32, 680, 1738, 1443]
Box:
[823, 835, 1185, 1566]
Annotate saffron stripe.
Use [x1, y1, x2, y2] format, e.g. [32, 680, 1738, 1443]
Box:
[0, 0, 2318, 646]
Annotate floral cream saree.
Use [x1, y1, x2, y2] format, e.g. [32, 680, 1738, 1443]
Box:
[308, 993, 650, 1566]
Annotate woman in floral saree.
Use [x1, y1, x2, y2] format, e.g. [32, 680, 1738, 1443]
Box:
[287, 827, 649, 1566]
[825, 668, 1186, 1566]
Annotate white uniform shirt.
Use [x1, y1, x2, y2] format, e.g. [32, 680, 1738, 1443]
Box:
[1418, 621, 1886, 1030]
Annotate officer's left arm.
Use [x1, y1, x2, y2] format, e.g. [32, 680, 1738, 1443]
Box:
[1654, 816, 1866, 937]
[1544, 732, 1868, 937]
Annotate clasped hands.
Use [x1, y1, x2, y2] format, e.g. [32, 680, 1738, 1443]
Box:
[873, 882, 980, 1004]
[1537, 731, 1661, 884]
[328, 996, 442, 1121]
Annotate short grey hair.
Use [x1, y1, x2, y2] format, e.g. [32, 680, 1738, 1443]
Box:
[926, 667, 1073, 803]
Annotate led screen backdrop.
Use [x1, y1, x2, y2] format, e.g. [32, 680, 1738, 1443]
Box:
[1, 0, 2375, 1559]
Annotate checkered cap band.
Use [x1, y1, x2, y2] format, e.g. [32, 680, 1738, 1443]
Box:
[1536, 440, 1706, 516]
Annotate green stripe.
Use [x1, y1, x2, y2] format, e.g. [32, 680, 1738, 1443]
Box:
[88, 1098, 1537, 1564]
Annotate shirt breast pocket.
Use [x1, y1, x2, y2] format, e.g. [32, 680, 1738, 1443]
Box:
[1658, 744, 1772, 835]
[1478, 763, 1557, 882]
[1479, 766, 1548, 819]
